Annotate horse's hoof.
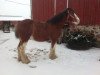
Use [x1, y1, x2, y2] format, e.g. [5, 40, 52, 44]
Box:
[18, 58, 21, 61]
[18, 56, 21, 61]
[22, 59, 30, 64]
[49, 55, 57, 60]
[21, 55, 30, 64]
[21, 58, 30, 64]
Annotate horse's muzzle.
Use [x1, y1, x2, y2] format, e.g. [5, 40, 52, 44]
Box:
[72, 13, 80, 25]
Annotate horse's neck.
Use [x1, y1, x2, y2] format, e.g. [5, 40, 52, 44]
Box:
[57, 17, 66, 25]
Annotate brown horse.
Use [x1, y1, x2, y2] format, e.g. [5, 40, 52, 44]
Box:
[15, 8, 80, 64]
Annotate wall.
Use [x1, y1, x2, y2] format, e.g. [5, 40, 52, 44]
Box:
[32, 0, 67, 22]
[32, 0, 100, 25]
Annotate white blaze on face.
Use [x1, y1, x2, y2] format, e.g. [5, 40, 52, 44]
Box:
[72, 13, 80, 25]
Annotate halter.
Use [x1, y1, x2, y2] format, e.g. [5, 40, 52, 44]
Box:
[65, 9, 73, 26]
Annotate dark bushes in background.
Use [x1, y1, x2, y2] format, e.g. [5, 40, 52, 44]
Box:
[58, 29, 97, 50]
[67, 30, 96, 50]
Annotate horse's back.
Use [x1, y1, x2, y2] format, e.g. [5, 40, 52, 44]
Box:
[15, 19, 33, 42]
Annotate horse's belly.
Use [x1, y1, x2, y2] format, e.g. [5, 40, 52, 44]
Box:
[31, 23, 50, 41]
[32, 32, 49, 42]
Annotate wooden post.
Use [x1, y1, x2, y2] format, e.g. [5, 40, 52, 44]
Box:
[54, 0, 56, 15]
[67, 0, 69, 8]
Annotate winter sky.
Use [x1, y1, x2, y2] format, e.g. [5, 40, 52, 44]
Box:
[0, 0, 31, 20]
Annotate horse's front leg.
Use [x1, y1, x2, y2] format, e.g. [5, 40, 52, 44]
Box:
[17, 41, 30, 64]
[49, 42, 57, 60]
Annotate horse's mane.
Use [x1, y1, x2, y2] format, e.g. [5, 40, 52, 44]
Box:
[47, 9, 68, 24]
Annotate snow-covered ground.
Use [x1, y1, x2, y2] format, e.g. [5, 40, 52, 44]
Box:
[0, 30, 100, 75]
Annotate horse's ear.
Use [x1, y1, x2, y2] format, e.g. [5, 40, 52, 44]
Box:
[67, 8, 75, 14]
[63, 9, 68, 14]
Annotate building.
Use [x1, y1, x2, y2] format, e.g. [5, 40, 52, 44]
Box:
[32, 0, 100, 25]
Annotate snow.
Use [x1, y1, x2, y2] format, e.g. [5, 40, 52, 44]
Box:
[0, 30, 100, 75]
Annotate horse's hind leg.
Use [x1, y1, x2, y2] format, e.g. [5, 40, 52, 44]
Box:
[17, 40, 30, 64]
[17, 41, 22, 61]
[49, 41, 57, 60]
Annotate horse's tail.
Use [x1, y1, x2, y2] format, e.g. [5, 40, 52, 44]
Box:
[15, 27, 19, 38]
[15, 19, 33, 41]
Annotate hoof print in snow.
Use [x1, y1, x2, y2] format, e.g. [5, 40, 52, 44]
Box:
[29, 65, 37, 68]
[13, 57, 17, 59]
[27, 48, 49, 62]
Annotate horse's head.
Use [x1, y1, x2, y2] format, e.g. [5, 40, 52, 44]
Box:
[65, 8, 80, 26]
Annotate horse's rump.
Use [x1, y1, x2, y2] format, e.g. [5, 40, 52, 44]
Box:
[15, 19, 33, 42]
[15, 19, 50, 41]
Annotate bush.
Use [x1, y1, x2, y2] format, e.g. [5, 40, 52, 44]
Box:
[64, 30, 96, 50]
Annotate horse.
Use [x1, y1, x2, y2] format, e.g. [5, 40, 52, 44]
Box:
[15, 8, 80, 64]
